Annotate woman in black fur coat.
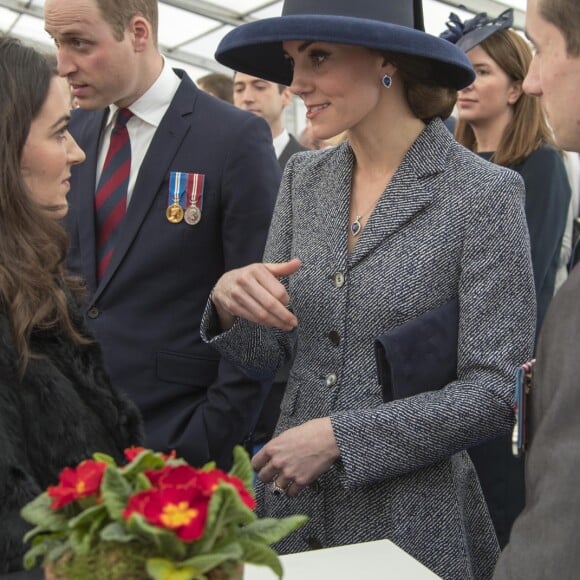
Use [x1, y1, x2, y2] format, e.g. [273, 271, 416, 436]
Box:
[0, 38, 143, 574]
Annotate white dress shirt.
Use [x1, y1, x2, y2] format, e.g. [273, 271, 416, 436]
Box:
[273, 128, 290, 160]
[96, 59, 181, 205]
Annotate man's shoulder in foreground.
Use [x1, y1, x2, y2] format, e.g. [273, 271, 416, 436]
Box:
[494, 265, 580, 579]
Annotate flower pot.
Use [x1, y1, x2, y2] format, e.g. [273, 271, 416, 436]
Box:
[44, 544, 244, 579]
[207, 561, 244, 580]
[44, 543, 151, 579]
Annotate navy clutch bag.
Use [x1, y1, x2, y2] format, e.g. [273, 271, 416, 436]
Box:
[374, 298, 458, 402]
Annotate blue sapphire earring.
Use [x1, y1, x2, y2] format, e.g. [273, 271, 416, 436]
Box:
[382, 74, 392, 88]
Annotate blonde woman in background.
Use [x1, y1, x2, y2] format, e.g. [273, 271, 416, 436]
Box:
[442, 8, 571, 549]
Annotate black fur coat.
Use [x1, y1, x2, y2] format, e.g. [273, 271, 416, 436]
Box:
[0, 295, 143, 573]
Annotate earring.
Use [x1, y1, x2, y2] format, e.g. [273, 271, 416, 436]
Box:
[382, 74, 392, 89]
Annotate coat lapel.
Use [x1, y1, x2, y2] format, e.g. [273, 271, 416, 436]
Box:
[314, 144, 354, 272]
[94, 75, 197, 298]
[349, 120, 452, 266]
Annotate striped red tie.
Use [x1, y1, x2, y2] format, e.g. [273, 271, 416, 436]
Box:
[95, 108, 133, 281]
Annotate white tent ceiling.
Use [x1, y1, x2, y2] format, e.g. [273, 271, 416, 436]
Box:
[1, 0, 528, 82]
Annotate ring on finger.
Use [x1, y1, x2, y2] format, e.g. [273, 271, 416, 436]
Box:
[267, 475, 286, 497]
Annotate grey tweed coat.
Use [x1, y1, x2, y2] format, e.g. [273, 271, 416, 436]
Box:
[203, 119, 536, 580]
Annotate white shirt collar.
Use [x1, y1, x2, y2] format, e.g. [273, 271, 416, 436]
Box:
[273, 128, 290, 159]
[106, 59, 181, 128]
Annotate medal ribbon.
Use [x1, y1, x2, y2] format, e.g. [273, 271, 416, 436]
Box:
[168, 171, 187, 209]
[188, 173, 205, 210]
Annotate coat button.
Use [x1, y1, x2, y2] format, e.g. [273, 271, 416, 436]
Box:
[332, 271, 345, 288]
[87, 307, 100, 319]
[307, 536, 323, 550]
[325, 373, 337, 387]
[328, 330, 340, 346]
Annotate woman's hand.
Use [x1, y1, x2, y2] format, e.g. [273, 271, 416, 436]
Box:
[211, 258, 301, 331]
[253, 417, 340, 497]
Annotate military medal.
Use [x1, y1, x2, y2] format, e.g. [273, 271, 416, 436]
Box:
[166, 204, 184, 223]
[184, 205, 201, 225]
[167, 172, 187, 224]
[184, 172, 205, 226]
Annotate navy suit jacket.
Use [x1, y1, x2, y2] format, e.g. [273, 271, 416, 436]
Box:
[65, 70, 281, 469]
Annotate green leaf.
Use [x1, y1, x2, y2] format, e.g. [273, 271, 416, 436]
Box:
[92, 452, 117, 466]
[181, 542, 243, 573]
[238, 515, 308, 545]
[146, 558, 200, 580]
[23, 535, 69, 569]
[23, 524, 48, 543]
[23, 540, 50, 569]
[228, 446, 254, 492]
[127, 514, 187, 559]
[63, 503, 107, 556]
[64, 504, 108, 556]
[213, 484, 256, 526]
[88, 505, 109, 540]
[166, 457, 189, 468]
[68, 503, 107, 529]
[238, 539, 283, 579]
[122, 449, 166, 477]
[195, 485, 255, 553]
[44, 540, 71, 564]
[69, 526, 91, 556]
[99, 521, 138, 543]
[20, 493, 69, 531]
[135, 472, 153, 491]
[101, 466, 133, 520]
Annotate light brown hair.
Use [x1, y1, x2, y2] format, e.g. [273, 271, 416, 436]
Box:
[96, 0, 158, 45]
[0, 37, 89, 374]
[197, 73, 234, 103]
[539, 0, 580, 56]
[455, 29, 557, 166]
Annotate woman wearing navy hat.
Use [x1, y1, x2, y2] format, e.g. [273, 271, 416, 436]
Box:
[441, 8, 571, 550]
[203, 1, 535, 577]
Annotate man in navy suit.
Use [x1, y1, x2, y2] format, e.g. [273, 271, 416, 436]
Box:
[233, 72, 307, 169]
[44, 0, 281, 469]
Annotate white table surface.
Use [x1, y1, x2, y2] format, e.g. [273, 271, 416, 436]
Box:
[244, 539, 442, 579]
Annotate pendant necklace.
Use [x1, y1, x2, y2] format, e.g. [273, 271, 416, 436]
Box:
[350, 205, 373, 237]
[351, 215, 363, 237]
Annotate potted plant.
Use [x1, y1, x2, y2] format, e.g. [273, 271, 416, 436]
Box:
[21, 446, 307, 579]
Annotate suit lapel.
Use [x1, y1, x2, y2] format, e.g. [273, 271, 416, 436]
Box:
[76, 111, 108, 294]
[94, 75, 197, 298]
[349, 120, 451, 266]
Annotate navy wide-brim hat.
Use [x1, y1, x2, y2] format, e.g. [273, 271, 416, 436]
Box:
[215, 0, 475, 90]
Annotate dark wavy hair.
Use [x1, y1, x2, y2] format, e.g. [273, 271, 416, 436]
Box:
[0, 37, 89, 374]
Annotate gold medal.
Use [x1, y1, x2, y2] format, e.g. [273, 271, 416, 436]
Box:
[166, 203, 184, 224]
[184, 205, 201, 225]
